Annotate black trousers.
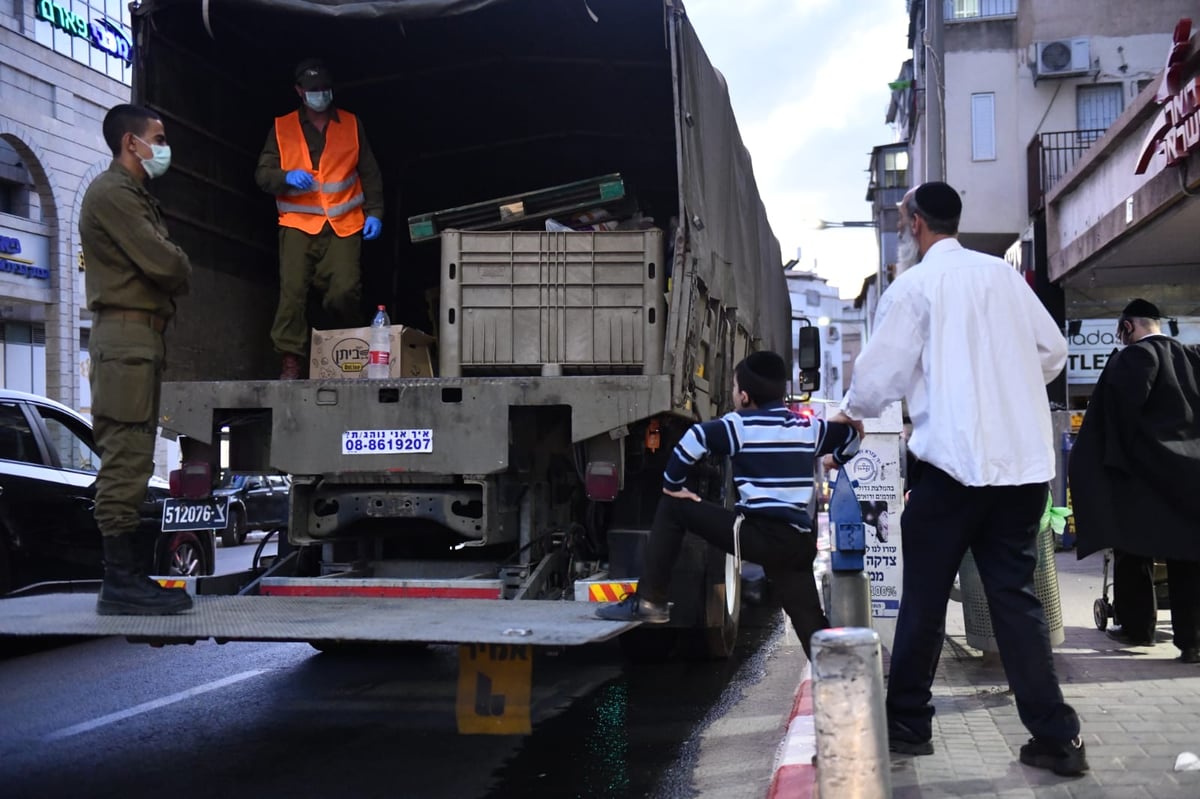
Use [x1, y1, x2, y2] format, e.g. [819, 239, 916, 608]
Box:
[886, 464, 1080, 743]
[1113, 549, 1200, 651]
[641, 496, 828, 658]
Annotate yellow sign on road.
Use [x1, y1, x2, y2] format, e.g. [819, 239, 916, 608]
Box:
[456, 643, 532, 734]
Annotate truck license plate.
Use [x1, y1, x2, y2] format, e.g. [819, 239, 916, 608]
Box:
[161, 497, 228, 532]
[342, 429, 433, 455]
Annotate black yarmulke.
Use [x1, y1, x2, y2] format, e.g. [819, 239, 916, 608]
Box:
[1121, 298, 1162, 319]
[913, 182, 963, 221]
[745, 351, 788, 382]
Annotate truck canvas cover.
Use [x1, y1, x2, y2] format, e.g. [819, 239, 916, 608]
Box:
[130, 0, 790, 383]
[0, 0, 792, 647]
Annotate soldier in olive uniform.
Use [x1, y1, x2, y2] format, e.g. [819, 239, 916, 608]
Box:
[255, 59, 385, 380]
[79, 104, 193, 615]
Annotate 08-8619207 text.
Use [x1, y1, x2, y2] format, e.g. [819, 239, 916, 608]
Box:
[341, 429, 434, 455]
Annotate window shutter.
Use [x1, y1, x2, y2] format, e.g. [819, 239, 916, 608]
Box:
[971, 93, 996, 161]
[1076, 84, 1124, 132]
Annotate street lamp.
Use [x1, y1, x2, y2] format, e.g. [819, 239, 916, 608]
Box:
[817, 316, 864, 327]
[803, 218, 878, 230]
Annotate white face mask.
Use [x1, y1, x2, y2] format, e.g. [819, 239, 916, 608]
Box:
[304, 90, 333, 112]
[896, 219, 920, 272]
[134, 135, 172, 179]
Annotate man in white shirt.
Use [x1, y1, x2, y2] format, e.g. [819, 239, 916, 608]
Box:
[832, 182, 1087, 777]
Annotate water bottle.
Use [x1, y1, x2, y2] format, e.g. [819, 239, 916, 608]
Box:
[367, 304, 391, 379]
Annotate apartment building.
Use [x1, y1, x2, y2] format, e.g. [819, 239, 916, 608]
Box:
[861, 142, 910, 332]
[899, 0, 1186, 251]
[874, 0, 1200, 408]
[1043, 16, 1200, 407]
[1, 1, 132, 408]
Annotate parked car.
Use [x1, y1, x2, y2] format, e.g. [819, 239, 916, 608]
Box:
[0, 389, 216, 596]
[213, 471, 289, 547]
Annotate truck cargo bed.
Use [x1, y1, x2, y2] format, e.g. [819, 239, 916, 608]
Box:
[159, 375, 673, 475]
[0, 594, 638, 646]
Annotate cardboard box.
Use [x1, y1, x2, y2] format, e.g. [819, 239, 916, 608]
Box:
[309, 325, 435, 379]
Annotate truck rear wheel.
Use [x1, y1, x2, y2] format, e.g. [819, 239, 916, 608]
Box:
[686, 548, 741, 659]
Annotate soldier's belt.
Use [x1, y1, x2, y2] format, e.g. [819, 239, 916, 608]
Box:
[95, 309, 168, 333]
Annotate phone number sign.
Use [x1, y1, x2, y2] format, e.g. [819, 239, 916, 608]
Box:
[342, 429, 433, 455]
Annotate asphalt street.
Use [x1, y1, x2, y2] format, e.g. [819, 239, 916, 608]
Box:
[0, 541, 798, 799]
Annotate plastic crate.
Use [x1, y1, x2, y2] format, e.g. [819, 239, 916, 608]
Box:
[439, 230, 666, 376]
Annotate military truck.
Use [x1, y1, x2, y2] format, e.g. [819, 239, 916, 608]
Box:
[0, 0, 813, 662]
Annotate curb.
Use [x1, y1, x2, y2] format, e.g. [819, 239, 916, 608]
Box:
[767, 663, 816, 799]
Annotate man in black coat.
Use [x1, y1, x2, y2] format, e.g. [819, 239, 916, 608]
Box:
[1070, 299, 1200, 662]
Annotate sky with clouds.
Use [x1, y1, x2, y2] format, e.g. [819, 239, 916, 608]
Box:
[683, 0, 912, 298]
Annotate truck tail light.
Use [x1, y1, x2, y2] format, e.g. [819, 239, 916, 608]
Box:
[644, 419, 661, 453]
[169, 461, 212, 499]
[585, 461, 619, 502]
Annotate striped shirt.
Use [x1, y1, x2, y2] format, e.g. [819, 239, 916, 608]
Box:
[663, 403, 860, 530]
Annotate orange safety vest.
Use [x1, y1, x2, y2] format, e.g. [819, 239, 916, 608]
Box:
[274, 109, 366, 236]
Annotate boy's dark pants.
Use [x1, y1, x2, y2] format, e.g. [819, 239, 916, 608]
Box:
[639, 495, 828, 658]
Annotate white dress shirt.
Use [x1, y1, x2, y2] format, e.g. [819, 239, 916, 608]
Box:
[841, 238, 1067, 487]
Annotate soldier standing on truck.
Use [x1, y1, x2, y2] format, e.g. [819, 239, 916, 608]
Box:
[80, 104, 193, 616]
[255, 58, 385, 380]
[595, 351, 860, 660]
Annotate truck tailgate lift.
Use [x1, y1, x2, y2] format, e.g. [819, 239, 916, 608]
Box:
[0, 594, 638, 646]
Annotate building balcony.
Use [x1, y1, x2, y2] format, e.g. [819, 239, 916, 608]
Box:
[1026, 129, 1107, 215]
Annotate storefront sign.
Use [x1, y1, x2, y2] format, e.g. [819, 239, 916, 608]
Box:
[1066, 320, 1120, 385]
[35, 0, 132, 64]
[1069, 316, 1200, 384]
[0, 233, 51, 281]
[1136, 18, 1198, 174]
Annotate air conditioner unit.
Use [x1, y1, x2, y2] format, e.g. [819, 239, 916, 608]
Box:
[1035, 38, 1091, 79]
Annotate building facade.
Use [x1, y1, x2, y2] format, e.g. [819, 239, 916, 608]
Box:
[862, 142, 909, 330]
[894, 0, 1189, 256]
[786, 269, 865, 414]
[0, 4, 183, 476]
[871, 0, 1200, 412]
[1, 0, 132, 410]
[1043, 17, 1200, 407]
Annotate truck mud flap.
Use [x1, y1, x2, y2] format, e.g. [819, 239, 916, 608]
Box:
[0, 593, 638, 647]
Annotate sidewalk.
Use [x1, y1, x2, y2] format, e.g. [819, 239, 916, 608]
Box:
[890, 550, 1200, 798]
[769, 546, 1200, 797]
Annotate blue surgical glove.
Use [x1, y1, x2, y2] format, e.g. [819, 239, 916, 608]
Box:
[285, 170, 314, 191]
[363, 216, 382, 241]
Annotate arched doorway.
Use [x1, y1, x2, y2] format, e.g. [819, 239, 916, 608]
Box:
[0, 130, 66, 405]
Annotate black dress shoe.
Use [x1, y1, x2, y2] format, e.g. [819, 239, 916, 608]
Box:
[1179, 648, 1200, 663]
[889, 737, 934, 756]
[1105, 626, 1154, 646]
[888, 719, 934, 756]
[1020, 736, 1089, 777]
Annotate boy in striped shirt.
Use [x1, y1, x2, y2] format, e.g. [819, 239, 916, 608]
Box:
[596, 351, 860, 659]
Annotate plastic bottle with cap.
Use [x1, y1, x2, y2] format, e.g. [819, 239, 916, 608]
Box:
[367, 305, 391, 379]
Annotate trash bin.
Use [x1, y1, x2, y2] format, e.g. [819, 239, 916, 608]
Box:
[958, 502, 1065, 651]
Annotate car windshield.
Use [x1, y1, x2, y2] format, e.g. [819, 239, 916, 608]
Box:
[217, 471, 247, 489]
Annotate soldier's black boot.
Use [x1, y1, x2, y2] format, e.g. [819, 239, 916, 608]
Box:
[96, 534, 193, 616]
